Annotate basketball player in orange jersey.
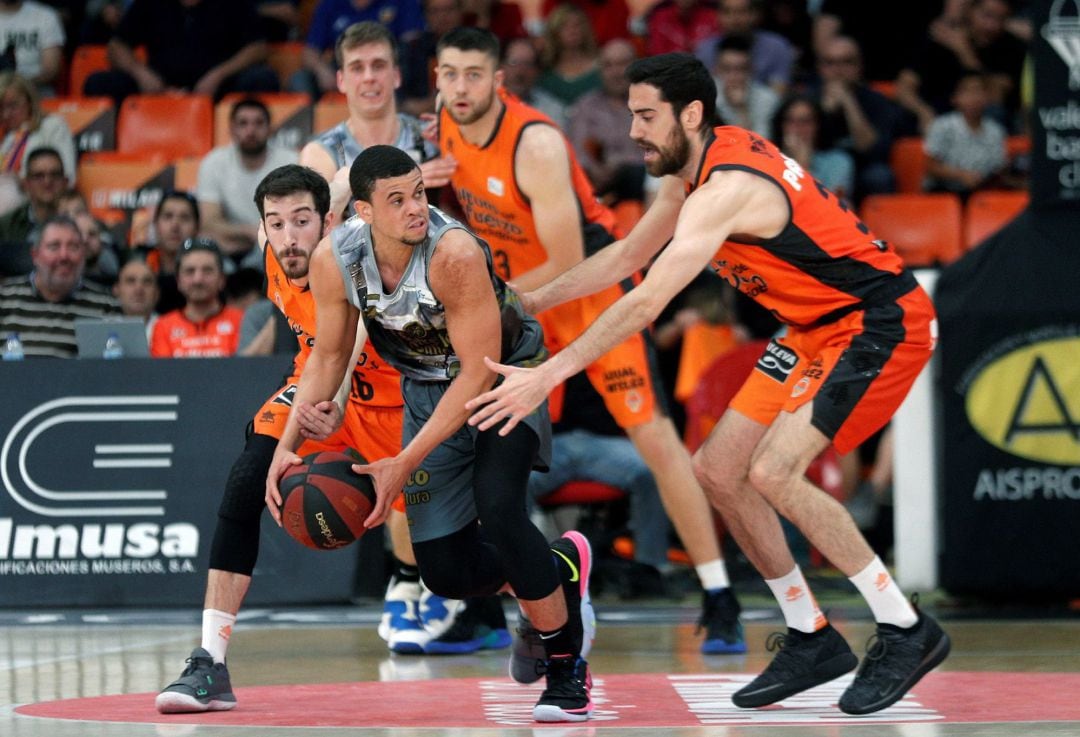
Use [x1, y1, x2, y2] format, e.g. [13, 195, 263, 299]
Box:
[299, 22, 499, 654]
[466, 53, 951, 716]
[433, 28, 745, 667]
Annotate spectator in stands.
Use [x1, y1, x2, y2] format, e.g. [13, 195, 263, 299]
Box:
[400, 0, 464, 116]
[55, 187, 86, 217]
[772, 94, 854, 200]
[695, 0, 795, 94]
[80, 0, 123, 44]
[646, 0, 720, 57]
[0, 72, 76, 206]
[136, 190, 200, 314]
[567, 38, 644, 205]
[0, 214, 120, 357]
[112, 255, 159, 340]
[197, 99, 297, 264]
[812, 35, 904, 199]
[537, 3, 601, 108]
[84, 0, 279, 106]
[237, 296, 295, 356]
[500, 36, 567, 130]
[528, 372, 673, 583]
[75, 210, 118, 286]
[463, 0, 526, 43]
[0, 0, 64, 93]
[298, 22, 440, 183]
[292, 0, 424, 101]
[812, 0, 938, 85]
[713, 34, 779, 136]
[924, 72, 1007, 198]
[150, 237, 243, 358]
[895, 0, 1026, 134]
[224, 266, 263, 311]
[540, 0, 631, 47]
[0, 146, 65, 276]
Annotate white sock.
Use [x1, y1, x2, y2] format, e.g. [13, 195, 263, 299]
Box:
[201, 609, 237, 664]
[849, 557, 918, 628]
[765, 566, 826, 633]
[695, 559, 731, 591]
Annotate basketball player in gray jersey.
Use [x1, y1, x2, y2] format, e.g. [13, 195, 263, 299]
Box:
[267, 146, 597, 723]
[299, 21, 468, 653]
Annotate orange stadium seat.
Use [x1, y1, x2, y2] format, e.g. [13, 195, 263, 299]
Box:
[890, 136, 927, 193]
[861, 193, 963, 267]
[870, 80, 897, 98]
[173, 155, 202, 192]
[117, 94, 213, 159]
[212, 92, 313, 147]
[67, 44, 148, 96]
[267, 42, 306, 87]
[40, 97, 116, 153]
[964, 189, 1028, 250]
[1006, 134, 1031, 160]
[314, 93, 347, 134]
[76, 157, 174, 225]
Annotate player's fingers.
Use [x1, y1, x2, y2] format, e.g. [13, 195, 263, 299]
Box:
[498, 413, 523, 437]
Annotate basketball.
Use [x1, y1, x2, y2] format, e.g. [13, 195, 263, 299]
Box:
[278, 451, 375, 551]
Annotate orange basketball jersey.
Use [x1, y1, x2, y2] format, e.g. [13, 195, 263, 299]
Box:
[694, 126, 917, 328]
[438, 88, 618, 282]
[263, 244, 403, 408]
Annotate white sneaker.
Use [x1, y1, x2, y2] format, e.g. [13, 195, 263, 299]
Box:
[378, 577, 431, 654]
[418, 580, 465, 639]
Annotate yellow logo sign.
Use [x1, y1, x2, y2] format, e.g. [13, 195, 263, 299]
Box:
[965, 336, 1080, 465]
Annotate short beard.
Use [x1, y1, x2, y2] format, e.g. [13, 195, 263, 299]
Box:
[644, 126, 691, 178]
[447, 88, 495, 126]
[239, 140, 268, 157]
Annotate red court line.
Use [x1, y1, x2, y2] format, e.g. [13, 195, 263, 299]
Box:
[16, 672, 1080, 728]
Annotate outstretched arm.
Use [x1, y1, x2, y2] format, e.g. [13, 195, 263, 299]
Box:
[467, 170, 787, 433]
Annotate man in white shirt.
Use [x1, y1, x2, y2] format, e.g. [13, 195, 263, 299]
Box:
[196, 98, 297, 263]
[0, 1, 63, 92]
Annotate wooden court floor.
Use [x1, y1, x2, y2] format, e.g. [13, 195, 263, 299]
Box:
[2, 595, 1079, 737]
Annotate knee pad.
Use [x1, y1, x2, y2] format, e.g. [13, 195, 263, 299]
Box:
[208, 515, 261, 575]
[217, 433, 277, 521]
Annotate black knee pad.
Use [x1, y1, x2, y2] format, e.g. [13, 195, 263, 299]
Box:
[209, 515, 261, 575]
[217, 433, 277, 520]
[413, 525, 503, 600]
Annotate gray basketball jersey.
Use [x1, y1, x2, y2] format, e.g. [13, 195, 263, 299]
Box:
[330, 207, 546, 382]
[316, 114, 437, 168]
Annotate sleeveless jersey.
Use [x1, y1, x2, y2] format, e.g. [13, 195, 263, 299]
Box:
[263, 244, 403, 408]
[694, 126, 917, 328]
[438, 88, 618, 282]
[330, 208, 547, 382]
[316, 113, 436, 168]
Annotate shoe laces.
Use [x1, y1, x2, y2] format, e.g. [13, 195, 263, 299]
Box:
[181, 654, 213, 677]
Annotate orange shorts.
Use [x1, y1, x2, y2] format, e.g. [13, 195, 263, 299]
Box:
[729, 287, 936, 454]
[252, 379, 406, 511]
[540, 281, 663, 429]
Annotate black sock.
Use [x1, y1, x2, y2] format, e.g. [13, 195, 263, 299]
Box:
[537, 623, 577, 660]
[394, 558, 419, 583]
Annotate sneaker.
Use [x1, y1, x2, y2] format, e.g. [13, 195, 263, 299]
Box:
[732, 624, 858, 708]
[698, 588, 747, 654]
[378, 576, 431, 654]
[423, 596, 512, 654]
[533, 655, 592, 723]
[838, 610, 951, 715]
[509, 531, 596, 684]
[155, 648, 236, 713]
[418, 581, 465, 640]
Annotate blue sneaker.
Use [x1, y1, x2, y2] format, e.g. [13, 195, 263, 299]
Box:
[418, 581, 464, 640]
[698, 588, 747, 654]
[378, 576, 430, 654]
[155, 648, 236, 713]
[423, 596, 511, 654]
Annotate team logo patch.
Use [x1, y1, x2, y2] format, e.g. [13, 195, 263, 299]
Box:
[271, 384, 298, 407]
[486, 176, 504, 196]
[754, 340, 798, 383]
[791, 376, 811, 398]
[625, 389, 643, 413]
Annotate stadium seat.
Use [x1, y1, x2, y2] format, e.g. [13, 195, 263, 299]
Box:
[76, 157, 174, 225]
[173, 155, 202, 192]
[267, 42, 306, 87]
[212, 92, 313, 148]
[117, 94, 213, 159]
[964, 189, 1028, 249]
[889, 136, 927, 193]
[1006, 134, 1031, 160]
[40, 97, 116, 153]
[314, 93, 347, 134]
[861, 192, 964, 267]
[684, 340, 769, 452]
[68, 44, 147, 96]
[869, 80, 897, 98]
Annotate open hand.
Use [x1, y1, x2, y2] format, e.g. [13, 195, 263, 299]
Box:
[465, 357, 554, 435]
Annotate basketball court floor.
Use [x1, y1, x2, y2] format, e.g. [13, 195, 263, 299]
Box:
[3, 586, 1079, 737]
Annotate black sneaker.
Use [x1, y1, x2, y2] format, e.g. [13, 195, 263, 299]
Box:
[510, 531, 596, 683]
[839, 611, 951, 715]
[698, 588, 747, 654]
[533, 655, 592, 722]
[155, 647, 237, 713]
[732, 624, 858, 708]
[423, 596, 511, 654]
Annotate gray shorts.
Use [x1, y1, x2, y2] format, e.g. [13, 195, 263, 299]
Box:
[401, 378, 552, 543]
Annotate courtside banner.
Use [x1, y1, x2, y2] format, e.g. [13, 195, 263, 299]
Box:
[0, 357, 359, 607]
